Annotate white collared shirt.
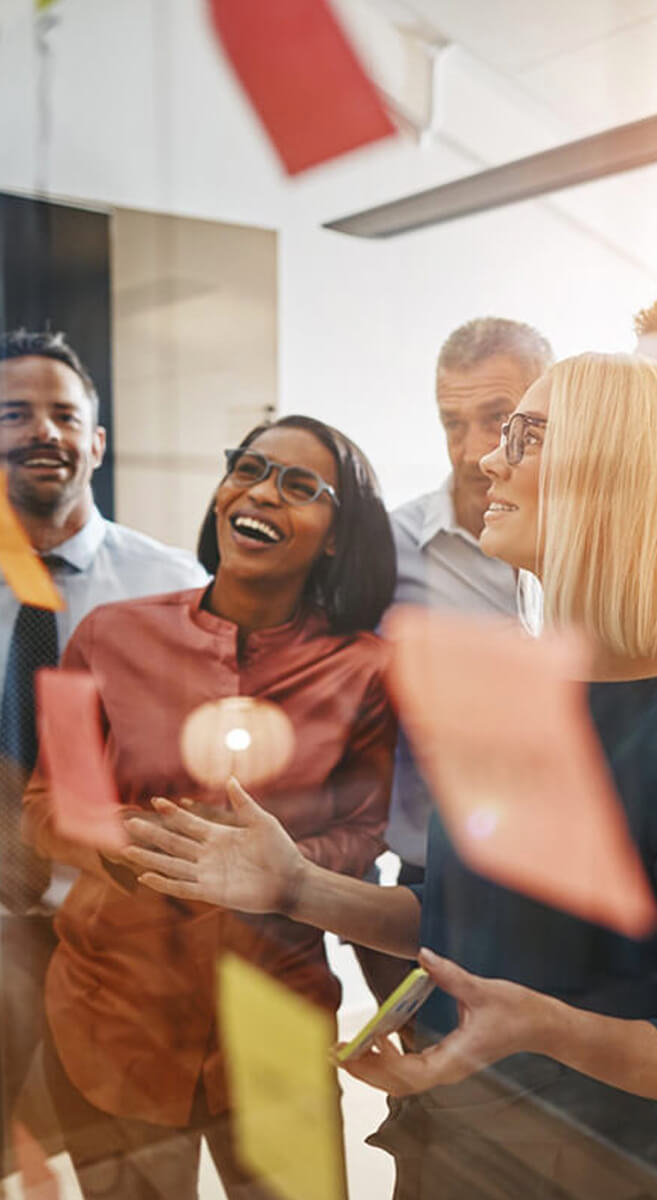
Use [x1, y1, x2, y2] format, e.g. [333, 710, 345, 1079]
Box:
[386, 477, 518, 866]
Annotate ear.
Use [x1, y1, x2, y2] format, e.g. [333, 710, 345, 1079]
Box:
[91, 426, 107, 471]
[323, 530, 336, 558]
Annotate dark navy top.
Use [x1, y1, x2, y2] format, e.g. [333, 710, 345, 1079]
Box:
[409, 676, 657, 1160]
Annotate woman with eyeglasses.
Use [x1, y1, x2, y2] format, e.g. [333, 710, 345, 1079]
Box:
[127, 356, 657, 1196]
[23, 414, 396, 1199]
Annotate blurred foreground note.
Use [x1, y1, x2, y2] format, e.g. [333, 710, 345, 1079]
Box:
[12, 1121, 60, 1199]
[0, 471, 63, 610]
[36, 669, 126, 851]
[206, 0, 395, 175]
[386, 607, 657, 938]
[218, 954, 346, 1200]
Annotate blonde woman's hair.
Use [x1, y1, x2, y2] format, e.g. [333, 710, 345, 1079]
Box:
[539, 353, 657, 658]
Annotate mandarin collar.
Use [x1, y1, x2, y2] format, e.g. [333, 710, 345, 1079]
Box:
[190, 589, 327, 652]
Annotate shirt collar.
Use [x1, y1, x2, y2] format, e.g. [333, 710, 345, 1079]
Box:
[46, 506, 107, 572]
[419, 474, 480, 549]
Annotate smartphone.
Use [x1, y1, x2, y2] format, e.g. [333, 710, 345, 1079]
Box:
[335, 966, 435, 1063]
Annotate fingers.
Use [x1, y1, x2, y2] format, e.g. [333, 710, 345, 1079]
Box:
[137, 872, 202, 902]
[125, 816, 200, 862]
[418, 948, 477, 1000]
[342, 1038, 440, 1097]
[122, 845, 198, 881]
[149, 798, 215, 841]
[226, 777, 263, 823]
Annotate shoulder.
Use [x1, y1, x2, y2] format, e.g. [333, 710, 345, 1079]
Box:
[98, 521, 209, 586]
[74, 587, 203, 639]
[391, 491, 439, 546]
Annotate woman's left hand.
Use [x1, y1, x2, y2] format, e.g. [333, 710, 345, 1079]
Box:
[341, 947, 554, 1096]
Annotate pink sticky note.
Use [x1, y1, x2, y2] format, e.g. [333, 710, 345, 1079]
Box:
[207, 0, 396, 175]
[385, 607, 657, 938]
[36, 669, 126, 852]
[12, 1121, 60, 1200]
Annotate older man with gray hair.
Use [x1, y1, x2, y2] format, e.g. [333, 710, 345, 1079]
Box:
[356, 316, 554, 1004]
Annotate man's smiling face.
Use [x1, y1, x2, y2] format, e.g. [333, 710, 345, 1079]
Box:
[0, 356, 105, 519]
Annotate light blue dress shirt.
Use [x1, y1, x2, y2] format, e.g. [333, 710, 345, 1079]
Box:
[0, 506, 209, 911]
[0, 506, 209, 684]
[385, 477, 519, 867]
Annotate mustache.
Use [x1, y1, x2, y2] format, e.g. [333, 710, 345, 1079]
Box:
[5, 444, 72, 465]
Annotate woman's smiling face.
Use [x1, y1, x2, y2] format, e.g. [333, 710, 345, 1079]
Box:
[479, 376, 550, 574]
[215, 425, 337, 593]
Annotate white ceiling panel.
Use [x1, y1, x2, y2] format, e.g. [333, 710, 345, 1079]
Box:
[517, 17, 657, 129]
[364, 0, 657, 72]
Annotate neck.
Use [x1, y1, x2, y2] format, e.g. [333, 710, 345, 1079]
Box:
[208, 569, 303, 635]
[589, 645, 657, 683]
[17, 493, 93, 554]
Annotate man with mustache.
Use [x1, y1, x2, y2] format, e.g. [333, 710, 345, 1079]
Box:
[0, 328, 207, 1186]
[356, 317, 554, 1003]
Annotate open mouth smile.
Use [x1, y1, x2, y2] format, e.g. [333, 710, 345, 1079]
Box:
[230, 514, 284, 545]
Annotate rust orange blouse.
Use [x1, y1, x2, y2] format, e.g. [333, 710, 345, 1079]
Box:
[23, 589, 396, 1126]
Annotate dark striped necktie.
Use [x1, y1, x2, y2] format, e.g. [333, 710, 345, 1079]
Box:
[0, 565, 61, 911]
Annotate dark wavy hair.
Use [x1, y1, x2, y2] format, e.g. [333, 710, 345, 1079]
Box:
[0, 328, 99, 424]
[197, 415, 396, 635]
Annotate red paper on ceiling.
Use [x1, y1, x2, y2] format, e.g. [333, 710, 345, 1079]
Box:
[207, 0, 396, 175]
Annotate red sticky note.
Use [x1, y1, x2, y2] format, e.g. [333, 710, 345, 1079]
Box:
[36, 669, 126, 852]
[12, 1121, 60, 1200]
[207, 0, 396, 175]
[385, 607, 657, 938]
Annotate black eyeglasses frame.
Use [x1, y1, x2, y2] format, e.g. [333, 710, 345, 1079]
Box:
[500, 414, 548, 466]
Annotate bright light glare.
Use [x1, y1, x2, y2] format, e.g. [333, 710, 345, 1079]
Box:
[225, 727, 252, 752]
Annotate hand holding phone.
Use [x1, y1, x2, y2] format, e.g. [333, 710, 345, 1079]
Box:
[335, 967, 435, 1063]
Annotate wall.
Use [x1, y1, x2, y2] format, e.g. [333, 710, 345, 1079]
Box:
[2, 0, 657, 513]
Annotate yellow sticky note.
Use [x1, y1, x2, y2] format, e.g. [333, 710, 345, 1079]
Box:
[218, 954, 346, 1200]
[0, 471, 63, 610]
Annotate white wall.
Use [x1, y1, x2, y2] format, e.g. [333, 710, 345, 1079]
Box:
[2, 0, 657, 511]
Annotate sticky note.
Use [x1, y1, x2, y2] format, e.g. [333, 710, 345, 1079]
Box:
[12, 1121, 60, 1199]
[36, 669, 126, 852]
[207, 0, 395, 175]
[386, 607, 657, 938]
[0, 471, 63, 610]
[218, 954, 346, 1200]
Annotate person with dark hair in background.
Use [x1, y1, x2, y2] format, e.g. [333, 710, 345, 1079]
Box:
[0, 329, 208, 1186]
[23, 414, 397, 1198]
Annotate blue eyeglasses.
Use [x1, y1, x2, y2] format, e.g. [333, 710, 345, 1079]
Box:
[223, 449, 340, 507]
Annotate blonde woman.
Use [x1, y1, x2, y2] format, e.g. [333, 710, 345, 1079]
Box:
[127, 356, 657, 1197]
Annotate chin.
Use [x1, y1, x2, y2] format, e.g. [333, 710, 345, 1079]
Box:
[480, 526, 520, 570]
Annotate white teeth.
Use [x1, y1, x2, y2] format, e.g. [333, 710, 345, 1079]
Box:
[24, 458, 64, 467]
[488, 502, 517, 512]
[233, 516, 282, 543]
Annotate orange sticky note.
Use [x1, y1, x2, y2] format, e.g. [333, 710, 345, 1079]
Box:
[207, 0, 395, 175]
[36, 669, 126, 851]
[12, 1121, 60, 1200]
[0, 471, 63, 610]
[386, 607, 657, 938]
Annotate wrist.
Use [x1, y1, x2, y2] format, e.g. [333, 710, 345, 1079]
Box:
[530, 989, 571, 1059]
[278, 852, 312, 919]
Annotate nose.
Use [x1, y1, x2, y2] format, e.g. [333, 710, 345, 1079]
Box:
[30, 411, 61, 443]
[480, 441, 509, 480]
[462, 425, 496, 468]
[246, 465, 282, 505]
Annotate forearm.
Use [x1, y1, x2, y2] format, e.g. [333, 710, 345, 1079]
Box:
[284, 862, 422, 958]
[539, 994, 657, 1099]
[22, 771, 109, 880]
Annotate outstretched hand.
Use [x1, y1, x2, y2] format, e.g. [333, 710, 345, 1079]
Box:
[122, 778, 306, 914]
[342, 947, 553, 1096]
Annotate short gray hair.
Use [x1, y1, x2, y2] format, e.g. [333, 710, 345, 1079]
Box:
[437, 317, 553, 381]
